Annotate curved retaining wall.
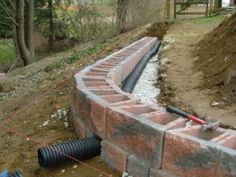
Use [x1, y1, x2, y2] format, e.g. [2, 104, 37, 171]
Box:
[72, 37, 236, 177]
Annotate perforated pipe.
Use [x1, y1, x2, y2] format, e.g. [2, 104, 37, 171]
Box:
[122, 41, 161, 93]
[38, 136, 101, 168]
[11, 171, 24, 177]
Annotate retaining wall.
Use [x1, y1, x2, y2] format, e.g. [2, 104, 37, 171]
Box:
[72, 37, 236, 177]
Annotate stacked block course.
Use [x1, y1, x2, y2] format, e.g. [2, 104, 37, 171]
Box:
[72, 37, 236, 177]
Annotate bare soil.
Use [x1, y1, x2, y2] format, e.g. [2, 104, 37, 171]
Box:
[196, 13, 236, 104]
[0, 25, 149, 177]
[142, 22, 171, 40]
[158, 17, 236, 127]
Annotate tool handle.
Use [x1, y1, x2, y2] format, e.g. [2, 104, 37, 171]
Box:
[188, 115, 205, 125]
[166, 106, 189, 118]
[166, 106, 206, 125]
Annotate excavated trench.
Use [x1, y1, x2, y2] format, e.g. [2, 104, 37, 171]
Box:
[132, 52, 160, 104]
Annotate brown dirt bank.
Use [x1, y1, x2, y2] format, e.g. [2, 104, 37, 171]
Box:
[196, 13, 236, 104]
[0, 24, 150, 177]
[158, 17, 236, 127]
[142, 22, 171, 40]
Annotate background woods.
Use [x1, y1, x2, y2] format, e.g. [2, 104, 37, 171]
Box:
[0, 0, 166, 71]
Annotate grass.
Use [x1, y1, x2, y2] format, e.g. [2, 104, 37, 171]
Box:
[0, 40, 15, 65]
[44, 43, 105, 72]
[67, 43, 106, 63]
[185, 15, 226, 25]
[64, 45, 103, 64]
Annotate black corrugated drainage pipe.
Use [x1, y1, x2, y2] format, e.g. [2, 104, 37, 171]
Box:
[38, 136, 101, 168]
[11, 171, 24, 177]
[122, 41, 161, 93]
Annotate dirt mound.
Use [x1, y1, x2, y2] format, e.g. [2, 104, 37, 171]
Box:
[143, 22, 170, 40]
[196, 14, 236, 103]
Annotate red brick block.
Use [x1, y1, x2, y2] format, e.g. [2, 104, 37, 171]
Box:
[107, 65, 123, 86]
[73, 89, 91, 122]
[101, 140, 128, 172]
[73, 88, 109, 139]
[101, 94, 131, 104]
[90, 68, 110, 73]
[106, 105, 166, 169]
[89, 97, 108, 138]
[141, 112, 185, 129]
[84, 81, 110, 87]
[81, 77, 107, 82]
[213, 130, 236, 177]
[88, 89, 120, 96]
[127, 155, 149, 177]
[86, 72, 108, 77]
[162, 126, 228, 177]
[150, 169, 177, 177]
[71, 104, 94, 138]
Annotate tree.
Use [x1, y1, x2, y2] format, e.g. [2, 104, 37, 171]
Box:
[0, 0, 34, 65]
[35, 0, 55, 50]
[117, 0, 129, 33]
[214, 0, 222, 11]
[0, 0, 13, 37]
[230, 0, 236, 5]
[48, 0, 54, 50]
[15, 0, 34, 65]
[165, 0, 171, 20]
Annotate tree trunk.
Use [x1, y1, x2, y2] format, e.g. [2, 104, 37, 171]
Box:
[15, 0, 34, 66]
[214, 0, 222, 11]
[12, 1, 19, 58]
[117, 0, 129, 33]
[25, 0, 34, 59]
[165, 0, 171, 20]
[232, 0, 236, 5]
[48, 0, 53, 50]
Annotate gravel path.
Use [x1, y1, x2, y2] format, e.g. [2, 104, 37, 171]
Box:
[132, 54, 160, 104]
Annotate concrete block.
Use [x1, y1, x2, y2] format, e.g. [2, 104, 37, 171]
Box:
[127, 155, 149, 177]
[73, 89, 91, 123]
[218, 147, 236, 177]
[72, 37, 169, 176]
[81, 77, 107, 82]
[90, 68, 110, 73]
[89, 98, 107, 139]
[106, 105, 166, 169]
[119, 105, 157, 115]
[111, 100, 140, 107]
[88, 89, 120, 96]
[101, 140, 128, 172]
[108, 65, 123, 86]
[118, 38, 158, 81]
[141, 112, 185, 129]
[101, 94, 131, 104]
[86, 71, 108, 77]
[213, 130, 236, 176]
[71, 104, 94, 138]
[162, 125, 228, 177]
[101, 94, 139, 107]
[83, 81, 110, 88]
[150, 169, 177, 177]
[87, 86, 114, 90]
[74, 88, 109, 139]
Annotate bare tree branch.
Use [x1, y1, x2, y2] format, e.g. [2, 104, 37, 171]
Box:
[7, 0, 16, 12]
[0, 0, 13, 19]
[0, 21, 12, 27]
[7, 56, 19, 73]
